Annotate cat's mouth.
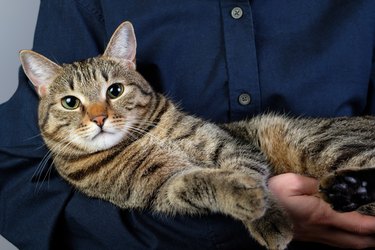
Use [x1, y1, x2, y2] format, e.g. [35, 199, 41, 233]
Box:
[92, 129, 115, 140]
[85, 127, 125, 152]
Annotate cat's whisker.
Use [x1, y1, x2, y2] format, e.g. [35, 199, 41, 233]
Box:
[32, 150, 54, 193]
[75, 127, 96, 139]
[131, 119, 168, 133]
[33, 141, 68, 189]
[34, 143, 49, 151]
[22, 132, 50, 155]
[31, 146, 56, 180]
[32, 134, 81, 193]
[23, 133, 43, 141]
[113, 117, 163, 132]
[125, 125, 170, 151]
[120, 126, 141, 142]
[54, 134, 83, 158]
[42, 161, 55, 190]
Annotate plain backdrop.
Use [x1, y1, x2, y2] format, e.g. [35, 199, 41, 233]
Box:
[0, 0, 40, 104]
[0, 2, 40, 249]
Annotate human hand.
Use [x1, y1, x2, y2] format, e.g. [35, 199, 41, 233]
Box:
[268, 173, 375, 249]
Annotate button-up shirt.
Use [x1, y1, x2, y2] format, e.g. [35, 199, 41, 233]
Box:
[1, 1, 374, 249]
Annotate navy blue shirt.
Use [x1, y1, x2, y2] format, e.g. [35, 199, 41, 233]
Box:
[1, 1, 374, 249]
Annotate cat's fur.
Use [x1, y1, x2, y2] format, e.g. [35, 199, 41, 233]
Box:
[20, 22, 375, 249]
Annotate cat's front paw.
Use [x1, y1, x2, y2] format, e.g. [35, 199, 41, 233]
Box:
[246, 200, 293, 250]
[320, 169, 375, 212]
[219, 173, 267, 222]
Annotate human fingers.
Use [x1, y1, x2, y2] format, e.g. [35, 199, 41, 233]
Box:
[324, 209, 375, 235]
[269, 173, 375, 248]
[294, 226, 375, 249]
[268, 173, 319, 197]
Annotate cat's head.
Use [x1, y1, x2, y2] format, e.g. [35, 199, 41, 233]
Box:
[20, 22, 155, 154]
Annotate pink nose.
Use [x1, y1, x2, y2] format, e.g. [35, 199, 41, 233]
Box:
[92, 115, 107, 128]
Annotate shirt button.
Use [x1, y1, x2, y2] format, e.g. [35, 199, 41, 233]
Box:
[231, 7, 243, 19]
[238, 93, 251, 105]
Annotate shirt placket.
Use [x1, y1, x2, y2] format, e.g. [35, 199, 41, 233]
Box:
[220, 0, 261, 121]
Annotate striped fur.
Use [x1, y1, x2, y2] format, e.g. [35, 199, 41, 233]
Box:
[20, 22, 375, 250]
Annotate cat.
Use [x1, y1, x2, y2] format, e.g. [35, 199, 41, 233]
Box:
[19, 21, 375, 250]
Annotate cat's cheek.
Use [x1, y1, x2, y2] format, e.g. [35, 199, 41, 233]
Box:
[42, 116, 66, 135]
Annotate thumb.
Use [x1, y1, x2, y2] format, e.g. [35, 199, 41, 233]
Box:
[269, 173, 319, 197]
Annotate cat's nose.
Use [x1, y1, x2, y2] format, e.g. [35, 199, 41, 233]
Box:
[92, 115, 107, 128]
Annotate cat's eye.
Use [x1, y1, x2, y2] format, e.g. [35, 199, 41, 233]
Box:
[61, 96, 81, 110]
[107, 83, 124, 99]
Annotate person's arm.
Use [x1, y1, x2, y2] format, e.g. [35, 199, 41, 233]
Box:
[269, 174, 375, 249]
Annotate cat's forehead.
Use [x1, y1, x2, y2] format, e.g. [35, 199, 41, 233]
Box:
[53, 57, 127, 95]
[62, 57, 120, 83]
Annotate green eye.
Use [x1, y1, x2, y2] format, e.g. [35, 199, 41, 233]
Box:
[107, 83, 124, 99]
[61, 96, 81, 110]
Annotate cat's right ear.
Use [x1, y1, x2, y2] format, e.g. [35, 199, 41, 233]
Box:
[103, 21, 137, 70]
[19, 50, 62, 97]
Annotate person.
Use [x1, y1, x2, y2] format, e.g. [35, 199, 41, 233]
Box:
[1, 1, 375, 249]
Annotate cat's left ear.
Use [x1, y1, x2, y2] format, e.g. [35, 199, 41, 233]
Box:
[19, 50, 62, 97]
[103, 21, 137, 70]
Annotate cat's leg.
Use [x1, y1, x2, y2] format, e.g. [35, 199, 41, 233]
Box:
[154, 167, 292, 249]
[214, 147, 293, 249]
[320, 168, 375, 213]
[154, 168, 268, 222]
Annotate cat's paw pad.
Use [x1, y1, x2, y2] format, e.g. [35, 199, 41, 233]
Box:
[320, 170, 372, 212]
[221, 174, 267, 221]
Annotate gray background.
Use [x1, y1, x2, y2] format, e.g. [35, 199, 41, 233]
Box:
[0, 1, 40, 248]
[0, 235, 17, 250]
[0, 0, 40, 104]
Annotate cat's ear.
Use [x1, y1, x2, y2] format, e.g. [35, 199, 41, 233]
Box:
[19, 50, 62, 97]
[103, 21, 137, 70]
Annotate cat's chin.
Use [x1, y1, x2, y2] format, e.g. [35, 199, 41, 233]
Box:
[88, 131, 124, 152]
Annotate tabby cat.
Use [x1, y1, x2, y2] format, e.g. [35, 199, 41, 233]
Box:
[20, 21, 375, 249]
